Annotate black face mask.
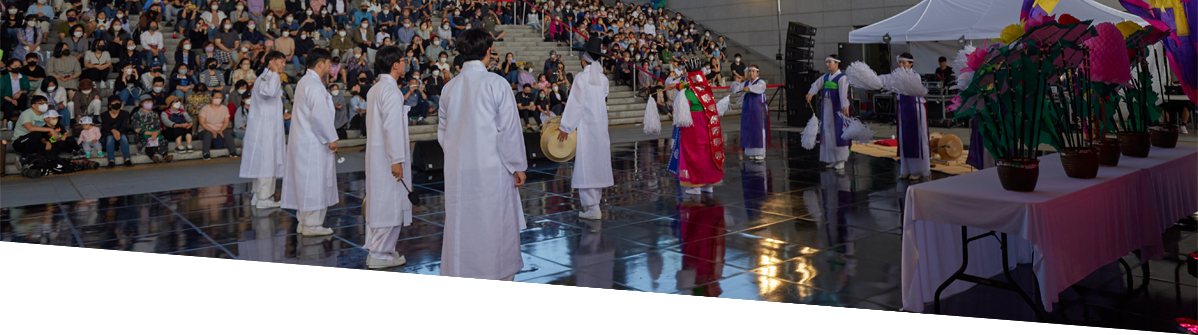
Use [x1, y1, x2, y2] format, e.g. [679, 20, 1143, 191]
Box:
[27, 62, 36, 67]
[208, 64, 217, 70]
[110, 103, 122, 110]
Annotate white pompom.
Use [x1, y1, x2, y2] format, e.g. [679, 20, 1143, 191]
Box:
[643, 96, 661, 135]
[951, 71, 974, 91]
[885, 67, 928, 97]
[672, 90, 694, 127]
[952, 45, 975, 73]
[846, 61, 883, 90]
[840, 116, 875, 143]
[716, 95, 730, 117]
[801, 115, 820, 150]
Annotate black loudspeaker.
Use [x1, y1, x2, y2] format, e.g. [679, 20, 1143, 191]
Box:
[786, 72, 820, 127]
[788, 22, 817, 36]
[785, 61, 814, 73]
[524, 132, 546, 161]
[786, 35, 814, 49]
[785, 48, 814, 61]
[412, 140, 444, 172]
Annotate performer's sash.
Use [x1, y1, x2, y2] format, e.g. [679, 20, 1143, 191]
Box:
[897, 94, 924, 159]
[686, 70, 725, 171]
[667, 125, 682, 176]
[824, 74, 851, 147]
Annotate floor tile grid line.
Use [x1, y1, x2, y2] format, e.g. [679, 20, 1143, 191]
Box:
[149, 193, 239, 260]
[54, 202, 85, 247]
[661, 270, 876, 306]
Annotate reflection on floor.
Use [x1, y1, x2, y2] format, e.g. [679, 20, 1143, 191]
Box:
[2, 131, 1194, 332]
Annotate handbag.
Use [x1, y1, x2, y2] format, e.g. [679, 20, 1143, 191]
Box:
[211, 134, 226, 149]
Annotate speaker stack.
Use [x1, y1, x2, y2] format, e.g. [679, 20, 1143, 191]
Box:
[412, 140, 444, 172]
[785, 21, 819, 128]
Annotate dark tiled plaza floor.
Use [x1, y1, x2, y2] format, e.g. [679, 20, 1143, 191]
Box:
[2, 131, 1195, 333]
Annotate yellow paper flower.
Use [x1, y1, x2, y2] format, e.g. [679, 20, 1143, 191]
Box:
[993, 24, 1025, 44]
[1116, 21, 1142, 38]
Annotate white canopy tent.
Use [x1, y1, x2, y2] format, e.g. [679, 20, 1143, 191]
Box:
[848, 0, 1147, 73]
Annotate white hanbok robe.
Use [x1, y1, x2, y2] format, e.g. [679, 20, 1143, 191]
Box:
[280, 70, 340, 212]
[557, 64, 614, 190]
[437, 60, 528, 280]
[364, 74, 413, 228]
[239, 69, 286, 179]
[807, 70, 851, 164]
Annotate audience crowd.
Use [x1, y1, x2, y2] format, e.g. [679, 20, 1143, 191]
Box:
[1, 0, 743, 170]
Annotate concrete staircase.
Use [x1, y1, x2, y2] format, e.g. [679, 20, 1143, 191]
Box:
[6, 17, 779, 177]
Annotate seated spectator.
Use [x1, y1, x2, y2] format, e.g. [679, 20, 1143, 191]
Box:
[2, 59, 31, 128]
[515, 84, 537, 132]
[161, 96, 195, 153]
[115, 64, 143, 105]
[144, 77, 170, 112]
[197, 91, 237, 160]
[77, 116, 103, 158]
[133, 98, 172, 163]
[197, 59, 227, 94]
[10, 96, 54, 160]
[36, 78, 72, 128]
[41, 110, 82, 158]
[424, 68, 447, 113]
[330, 84, 350, 139]
[99, 97, 134, 168]
[169, 63, 197, 98]
[186, 83, 212, 124]
[347, 86, 367, 137]
[402, 77, 430, 125]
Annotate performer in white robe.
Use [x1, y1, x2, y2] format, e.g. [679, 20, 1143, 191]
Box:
[556, 38, 614, 221]
[731, 66, 768, 161]
[886, 53, 931, 179]
[363, 46, 414, 269]
[281, 49, 341, 236]
[437, 29, 528, 281]
[239, 51, 288, 209]
[806, 56, 851, 170]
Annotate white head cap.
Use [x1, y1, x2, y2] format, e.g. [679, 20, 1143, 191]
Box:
[43, 110, 61, 118]
[79, 116, 94, 125]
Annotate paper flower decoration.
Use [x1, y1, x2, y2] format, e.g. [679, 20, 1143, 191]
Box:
[946, 95, 963, 112]
[1083, 22, 1132, 86]
[1057, 14, 1079, 25]
[1024, 14, 1056, 30]
[994, 24, 1026, 44]
[966, 46, 989, 73]
[1115, 21, 1142, 38]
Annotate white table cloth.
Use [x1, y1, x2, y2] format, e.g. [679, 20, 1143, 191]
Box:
[900, 145, 1197, 313]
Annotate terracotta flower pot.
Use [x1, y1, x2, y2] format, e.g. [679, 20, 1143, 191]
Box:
[997, 159, 1039, 192]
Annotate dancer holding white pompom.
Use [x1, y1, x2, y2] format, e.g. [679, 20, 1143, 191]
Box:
[806, 55, 851, 170]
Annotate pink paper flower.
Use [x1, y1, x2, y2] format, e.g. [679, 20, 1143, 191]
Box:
[1057, 14, 1079, 25]
[946, 95, 964, 112]
[966, 46, 989, 72]
[1024, 14, 1056, 30]
[1083, 22, 1132, 86]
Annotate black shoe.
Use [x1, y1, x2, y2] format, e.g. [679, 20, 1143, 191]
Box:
[230, 151, 239, 158]
[123, 160, 133, 167]
[203, 153, 211, 160]
[107, 161, 115, 168]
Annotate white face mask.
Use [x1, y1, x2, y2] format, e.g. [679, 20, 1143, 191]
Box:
[116, 13, 123, 18]
[27, 21, 35, 26]
[383, 10, 389, 14]
[362, 23, 369, 28]
[404, 23, 410, 28]
[125, 68, 134, 74]
[306, 10, 312, 15]
[82, 90, 91, 95]
[237, 5, 243, 10]
[153, 87, 163, 92]
[440, 58, 447, 62]
[37, 104, 48, 112]
[442, 24, 449, 29]
[735, 57, 741, 62]
[224, 24, 232, 30]
[47, 86, 56, 92]
[455, 11, 460, 16]
[244, 99, 250, 105]
[127, 45, 136, 50]
[237, 89, 247, 94]
[74, 32, 83, 38]
[322, 10, 327, 14]
[248, 23, 256, 29]
[184, 44, 192, 50]
[9, 9, 17, 14]
[286, 17, 294, 22]
[46, 118, 58, 126]
[331, 90, 340, 96]
[282, 31, 289, 37]
[300, 35, 307, 39]
[172, 102, 181, 108]
[432, 71, 440, 76]
[212, 98, 222, 105]
[241, 47, 248, 52]
[339, 31, 346, 36]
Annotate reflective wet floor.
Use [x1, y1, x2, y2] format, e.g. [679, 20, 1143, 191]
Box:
[2, 131, 1194, 332]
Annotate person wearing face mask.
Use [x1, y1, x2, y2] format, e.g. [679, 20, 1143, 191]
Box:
[294, 30, 317, 73]
[133, 98, 173, 163]
[329, 28, 355, 59]
[37, 77, 73, 128]
[70, 79, 100, 124]
[198, 59, 227, 96]
[201, 3, 228, 33]
[240, 20, 267, 52]
[11, 96, 56, 160]
[80, 40, 113, 89]
[348, 84, 367, 137]
[230, 80, 251, 112]
[274, 27, 298, 73]
[140, 22, 166, 64]
[56, 9, 80, 41]
[161, 95, 195, 154]
[401, 76, 429, 125]
[1, 59, 32, 127]
[144, 77, 170, 112]
[729, 53, 746, 79]
[198, 90, 238, 160]
[99, 96, 135, 167]
[359, 46, 415, 268]
[280, 48, 339, 236]
[435, 19, 453, 49]
[47, 42, 82, 92]
[352, 18, 375, 57]
[238, 51, 287, 208]
[395, 18, 416, 50]
[213, 18, 241, 67]
[231, 59, 257, 86]
[169, 63, 196, 98]
[64, 24, 89, 61]
[40, 110, 84, 159]
[436, 29, 528, 281]
[328, 83, 350, 139]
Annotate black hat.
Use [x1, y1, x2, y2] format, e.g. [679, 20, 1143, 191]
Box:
[572, 35, 612, 60]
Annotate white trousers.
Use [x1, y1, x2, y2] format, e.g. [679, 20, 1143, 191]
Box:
[579, 188, 601, 209]
[252, 177, 276, 201]
[452, 275, 515, 297]
[297, 209, 327, 228]
[365, 226, 403, 257]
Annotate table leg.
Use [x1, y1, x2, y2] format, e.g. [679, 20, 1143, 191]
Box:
[932, 227, 1046, 320]
[1118, 258, 1134, 292]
